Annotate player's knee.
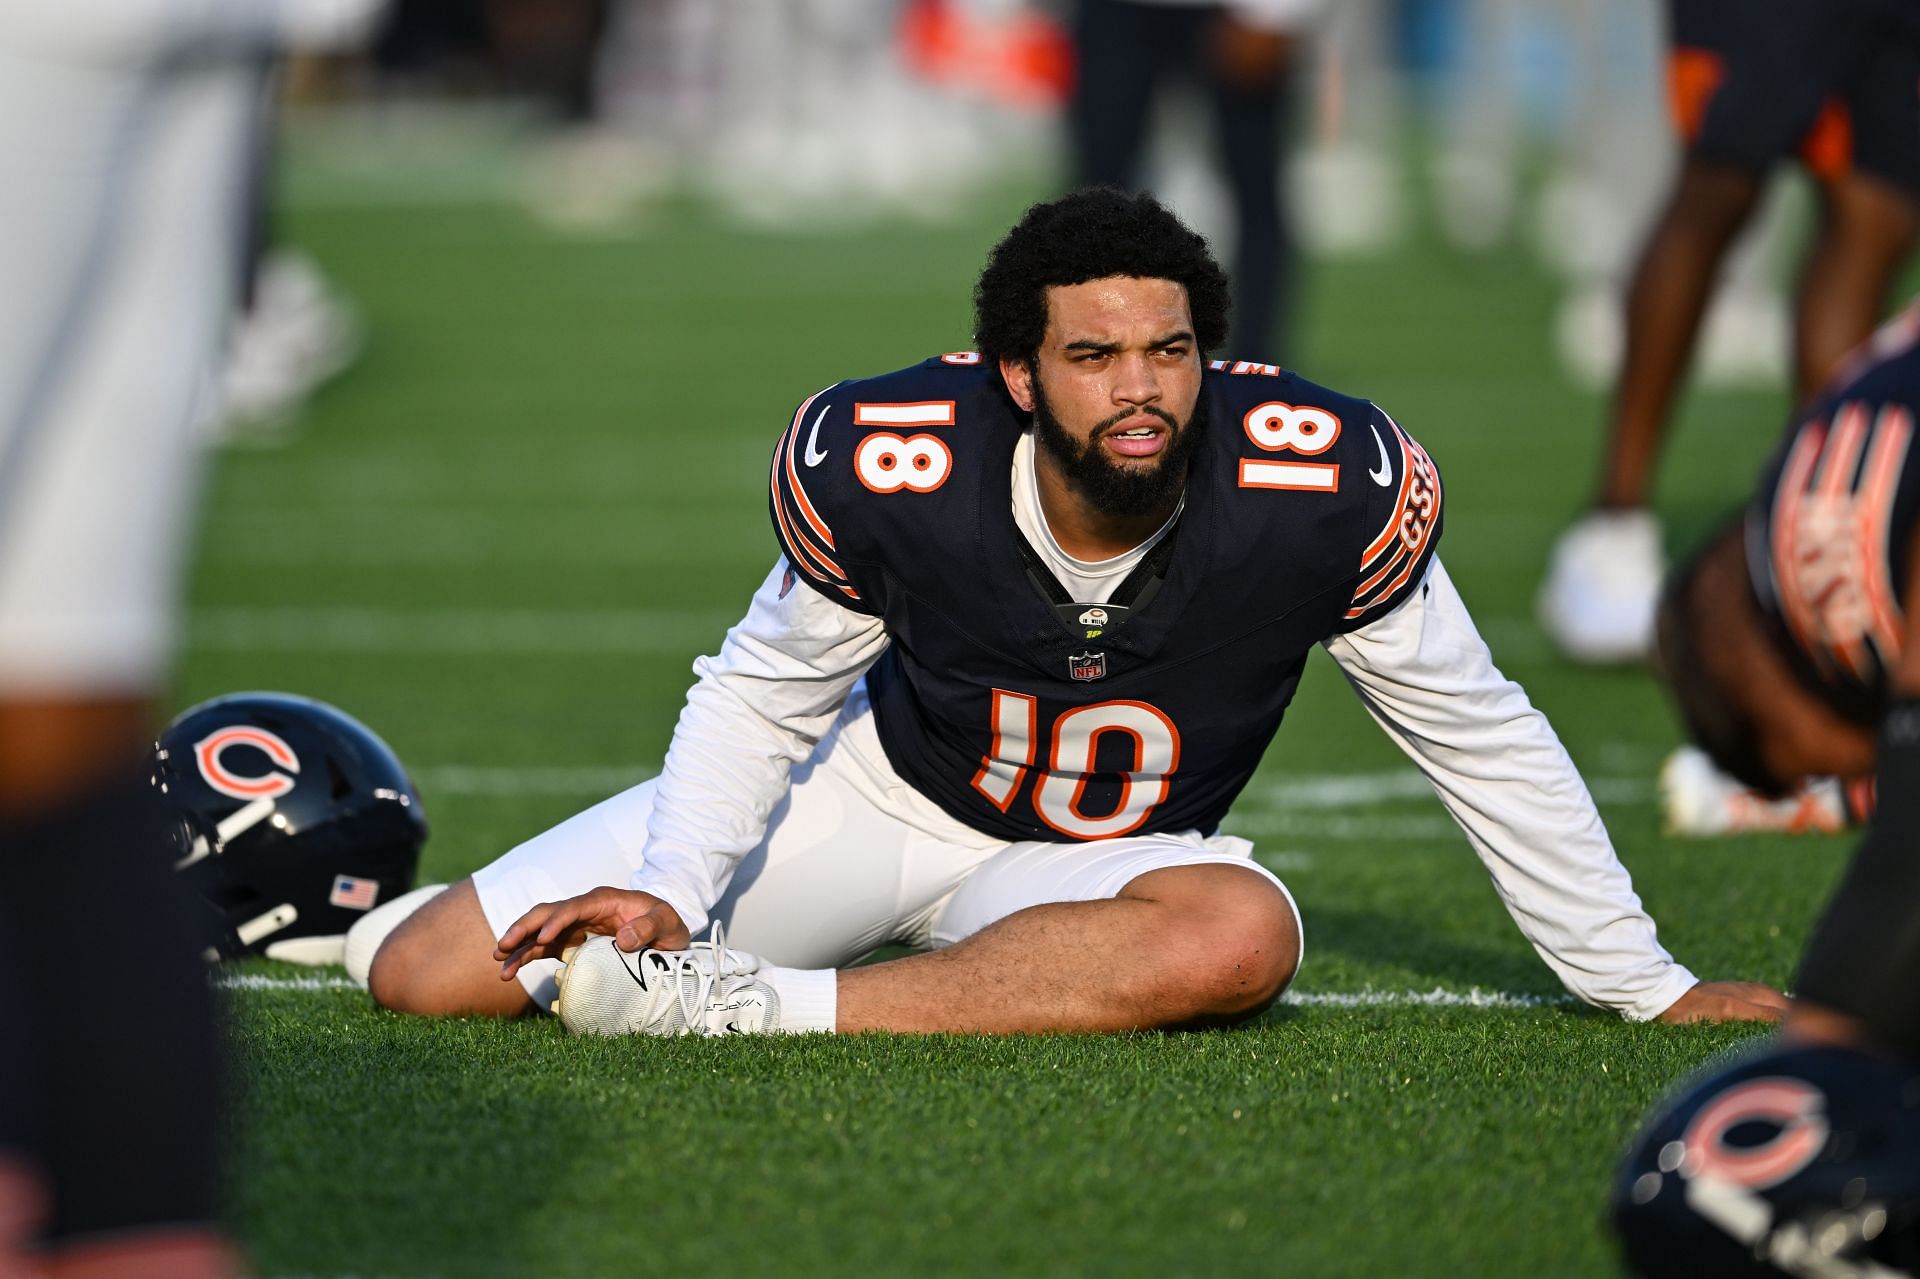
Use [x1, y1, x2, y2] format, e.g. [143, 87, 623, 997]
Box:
[345, 882, 448, 987]
[1671, 160, 1764, 236]
[363, 878, 524, 1017]
[363, 920, 435, 1014]
[1194, 882, 1300, 1015]
[1136, 864, 1300, 1018]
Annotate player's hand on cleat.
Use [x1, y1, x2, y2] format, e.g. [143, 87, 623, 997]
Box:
[548, 944, 582, 1015]
[552, 925, 781, 1037]
[1656, 980, 1792, 1025]
[494, 885, 689, 982]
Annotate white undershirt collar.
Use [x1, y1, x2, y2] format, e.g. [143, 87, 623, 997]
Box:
[1009, 431, 1183, 605]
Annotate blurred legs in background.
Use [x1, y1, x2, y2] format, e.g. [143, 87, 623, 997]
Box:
[215, 72, 365, 441]
[0, 5, 385, 1271]
[0, 27, 257, 1272]
[1539, 0, 1920, 665]
[1068, 0, 1302, 358]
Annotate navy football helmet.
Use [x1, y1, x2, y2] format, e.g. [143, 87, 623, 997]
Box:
[151, 692, 427, 963]
[1613, 1043, 1920, 1278]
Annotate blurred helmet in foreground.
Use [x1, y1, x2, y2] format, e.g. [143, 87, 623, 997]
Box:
[151, 691, 427, 964]
[1613, 1043, 1920, 1278]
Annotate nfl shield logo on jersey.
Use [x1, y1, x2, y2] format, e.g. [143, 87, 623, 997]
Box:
[1068, 651, 1107, 681]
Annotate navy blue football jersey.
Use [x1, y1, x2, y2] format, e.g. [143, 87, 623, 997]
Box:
[1748, 310, 1920, 719]
[770, 354, 1443, 843]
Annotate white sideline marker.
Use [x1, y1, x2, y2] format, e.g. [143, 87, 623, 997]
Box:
[411, 764, 657, 796]
[392, 763, 1653, 813]
[1281, 989, 1575, 1009]
[216, 973, 1573, 1008]
[184, 607, 738, 657]
[220, 974, 361, 992]
[183, 606, 1592, 672]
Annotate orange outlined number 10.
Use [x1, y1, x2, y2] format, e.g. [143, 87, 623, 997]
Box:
[970, 690, 1181, 838]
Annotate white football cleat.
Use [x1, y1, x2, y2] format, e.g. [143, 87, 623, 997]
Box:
[215, 251, 363, 437]
[1659, 747, 1850, 836]
[553, 924, 781, 1037]
[1537, 509, 1664, 664]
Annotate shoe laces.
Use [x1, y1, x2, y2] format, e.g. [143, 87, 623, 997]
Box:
[632, 922, 758, 1034]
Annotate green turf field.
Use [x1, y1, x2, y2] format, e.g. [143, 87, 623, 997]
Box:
[193, 138, 1853, 1277]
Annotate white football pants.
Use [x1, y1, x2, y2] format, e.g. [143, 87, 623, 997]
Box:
[0, 32, 259, 693]
[469, 685, 1298, 1009]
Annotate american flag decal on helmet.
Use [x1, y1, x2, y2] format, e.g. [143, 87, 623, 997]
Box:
[329, 875, 380, 911]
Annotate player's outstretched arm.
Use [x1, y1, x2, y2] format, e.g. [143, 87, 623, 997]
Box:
[1325, 556, 1781, 1021]
[494, 887, 689, 982]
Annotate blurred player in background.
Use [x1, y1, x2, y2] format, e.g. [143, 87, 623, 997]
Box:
[1617, 317, 1920, 1260]
[1612, 292, 1920, 1279]
[1068, 0, 1317, 358]
[1654, 301, 1920, 844]
[0, 5, 382, 1273]
[1539, 0, 1920, 665]
[216, 121, 365, 437]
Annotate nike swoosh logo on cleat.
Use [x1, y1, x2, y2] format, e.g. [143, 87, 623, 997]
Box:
[803, 404, 831, 467]
[1368, 422, 1392, 486]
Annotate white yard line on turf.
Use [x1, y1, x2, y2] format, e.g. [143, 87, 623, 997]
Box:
[1226, 813, 1467, 842]
[411, 764, 656, 796]
[216, 973, 1575, 1007]
[183, 607, 1595, 673]
[185, 607, 737, 656]
[398, 764, 1654, 811]
[1246, 769, 1653, 809]
[220, 975, 362, 991]
[1281, 989, 1576, 1009]
[199, 514, 767, 566]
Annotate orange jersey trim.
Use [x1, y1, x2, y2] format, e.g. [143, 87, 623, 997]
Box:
[1667, 47, 1724, 142]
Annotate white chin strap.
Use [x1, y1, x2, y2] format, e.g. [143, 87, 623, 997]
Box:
[262, 934, 346, 966]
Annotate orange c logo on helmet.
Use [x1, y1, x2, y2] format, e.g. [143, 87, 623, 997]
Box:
[194, 726, 301, 801]
[1681, 1077, 1829, 1190]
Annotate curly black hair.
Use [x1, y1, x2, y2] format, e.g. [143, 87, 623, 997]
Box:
[973, 188, 1231, 368]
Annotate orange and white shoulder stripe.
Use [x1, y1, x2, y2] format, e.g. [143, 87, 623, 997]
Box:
[770, 387, 861, 602]
[1767, 402, 1913, 682]
[1768, 416, 1830, 667]
[1345, 413, 1442, 622]
[1819, 402, 1876, 678]
[1857, 403, 1913, 666]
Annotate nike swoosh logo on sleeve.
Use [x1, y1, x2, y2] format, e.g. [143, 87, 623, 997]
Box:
[803, 404, 831, 467]
[1368, 422, 1392, 486]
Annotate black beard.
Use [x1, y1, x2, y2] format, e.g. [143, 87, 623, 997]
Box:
[1030, 379, 1204, 520]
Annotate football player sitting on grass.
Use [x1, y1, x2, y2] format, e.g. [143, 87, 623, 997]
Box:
[351, 189, 1781, 1036]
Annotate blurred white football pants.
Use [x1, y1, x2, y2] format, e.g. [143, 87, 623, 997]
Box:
[0, 31, 262, 695]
